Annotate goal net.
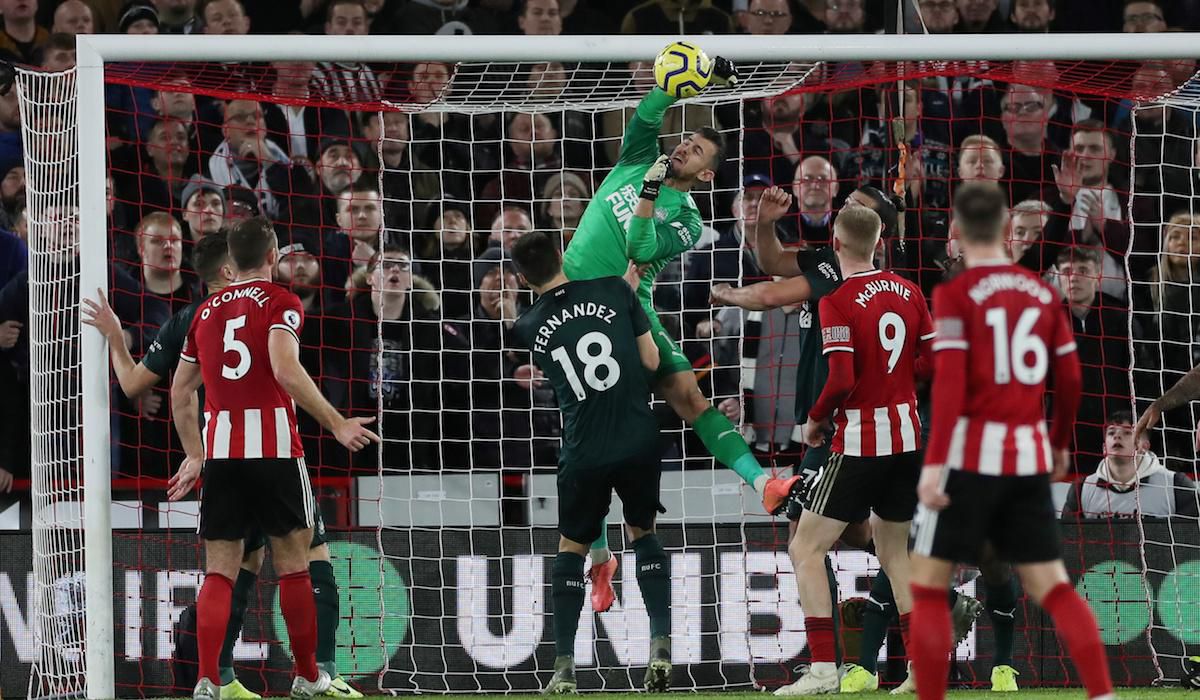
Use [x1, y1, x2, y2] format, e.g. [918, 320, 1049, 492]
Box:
[9, 36, 1200, 697]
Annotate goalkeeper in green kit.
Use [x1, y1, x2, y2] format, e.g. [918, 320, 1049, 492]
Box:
[562, 54, 800, 610]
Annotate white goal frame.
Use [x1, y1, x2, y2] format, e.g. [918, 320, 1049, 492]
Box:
[64, 31, 1200, 698]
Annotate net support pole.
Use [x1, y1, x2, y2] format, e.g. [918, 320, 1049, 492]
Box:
[76, 37, 115, 700]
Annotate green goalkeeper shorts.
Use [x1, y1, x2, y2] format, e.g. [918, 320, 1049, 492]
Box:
[646, 307, 693, 381]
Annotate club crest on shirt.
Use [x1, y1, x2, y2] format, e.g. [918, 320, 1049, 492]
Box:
[283, 309, 302, 330]
[654, 207, 668, 222]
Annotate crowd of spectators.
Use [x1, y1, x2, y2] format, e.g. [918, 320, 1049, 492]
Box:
[0, 0, 1195, 522]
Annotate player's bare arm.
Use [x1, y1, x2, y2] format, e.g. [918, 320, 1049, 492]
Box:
[1135, 363, 1200, 445]
[168, 358, 205, 501]
[750, 186, 803, 278]
[267, 327, 381, 451]
[710, 275, 813, 311]
[82, 288, 161, 399]
[636, 331, 659, 373]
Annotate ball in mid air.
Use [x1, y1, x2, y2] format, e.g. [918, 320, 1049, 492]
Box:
[653, 41, 713, 99]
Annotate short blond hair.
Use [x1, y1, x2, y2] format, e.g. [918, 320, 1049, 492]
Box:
[959, 134, 1002, 159]
[834, 206, 882, 260]
[1011, 199, 1052, 227]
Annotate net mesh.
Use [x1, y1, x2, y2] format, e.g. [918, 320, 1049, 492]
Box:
[14, 51, 1200, 696]
[18, 66, 88, 699]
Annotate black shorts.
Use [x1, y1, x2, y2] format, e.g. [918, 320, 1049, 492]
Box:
[805, 450, 921, 524]
[199, 457, 316, 542]
[557, 450, 664, 545]
[245, 491, 326, 554]
[912, 470, 1061, 566]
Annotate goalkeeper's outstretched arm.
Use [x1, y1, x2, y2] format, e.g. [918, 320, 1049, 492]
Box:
[617, 55, 739, 166]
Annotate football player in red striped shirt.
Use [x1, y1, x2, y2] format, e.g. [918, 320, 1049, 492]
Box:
[774, 206, 931, 695]
[908, 184, 1112, 700]
[171, 217, 379, 700]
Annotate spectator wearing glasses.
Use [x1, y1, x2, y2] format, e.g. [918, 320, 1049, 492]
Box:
[1009, 0, 1055, 31]
[1063, 411, 1196, 518]
[998, 84, 1061, 206]
[1122, 0, 1166, 32]
[208, 100, 312, 223]
[323, 243, 471, 471]
[739, 0, 802, 34]
[792, 155, 838, 246]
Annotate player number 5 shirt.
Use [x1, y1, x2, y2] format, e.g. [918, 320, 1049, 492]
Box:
[181, 278, 306, 460]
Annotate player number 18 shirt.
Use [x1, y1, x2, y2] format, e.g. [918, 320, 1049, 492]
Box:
[180, 278, 306, 460]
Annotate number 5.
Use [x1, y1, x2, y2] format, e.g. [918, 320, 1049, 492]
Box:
[222, 315, 251, 380]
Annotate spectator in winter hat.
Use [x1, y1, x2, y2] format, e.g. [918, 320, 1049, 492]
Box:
[119, 0, 160, 34]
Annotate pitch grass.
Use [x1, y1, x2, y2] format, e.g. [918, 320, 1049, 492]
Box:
[150, 691, 1194, 699]
[327, 692, 1190, 699]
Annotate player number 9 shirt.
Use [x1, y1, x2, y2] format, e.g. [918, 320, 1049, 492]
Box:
[180, 278, 306, 460]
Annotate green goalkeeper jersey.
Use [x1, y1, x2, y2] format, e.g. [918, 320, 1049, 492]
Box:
[562, 88, 703, 304]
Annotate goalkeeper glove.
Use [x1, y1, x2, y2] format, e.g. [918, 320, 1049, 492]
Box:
[709, 57, 739, 89]
[640, 153, 673, 201]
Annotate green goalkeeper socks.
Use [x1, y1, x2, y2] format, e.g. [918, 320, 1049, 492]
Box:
[551, 551, 587, 657]
[310, 559, 340, 677]
[693, 407, 766, 488]
[218, 568, 258, 685]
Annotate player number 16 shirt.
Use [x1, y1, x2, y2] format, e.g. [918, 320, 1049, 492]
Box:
[180, 278, 306, 460]
[926, 262, 1078, 476]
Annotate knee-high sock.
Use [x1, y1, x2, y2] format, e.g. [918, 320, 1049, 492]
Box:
[218, 568, 257, 684]
[551, 552, 587, 657]
[197, 573, 234, 685]
[310, 560, 339, 677]
[278, 571, 319, 681]
[826, 556, 842, 665]
[910, 583, 952, 700]
[1042, 583, 1113, 699]
[693, 407, 766, 488]
[860, 570, 895, 673]
[985, 576, 1019, 667]
[634, 534, 672, 639]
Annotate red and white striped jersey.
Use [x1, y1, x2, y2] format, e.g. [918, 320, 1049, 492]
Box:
[812, 269, 934, 457]
[925, 261, 1081, 476]
[181, 278, 306, 460]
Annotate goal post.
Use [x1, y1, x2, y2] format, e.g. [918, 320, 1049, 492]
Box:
[18, 30, 1200, 698]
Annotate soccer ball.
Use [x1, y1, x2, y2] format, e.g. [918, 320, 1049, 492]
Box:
[653, 41, 713, 99]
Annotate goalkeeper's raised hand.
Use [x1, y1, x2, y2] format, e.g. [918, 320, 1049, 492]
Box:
[640, 153, 673, 201]
[708, 57, 739, 89]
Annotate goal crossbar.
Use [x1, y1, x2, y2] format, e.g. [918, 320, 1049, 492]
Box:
[65, 31, 1200, 699]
